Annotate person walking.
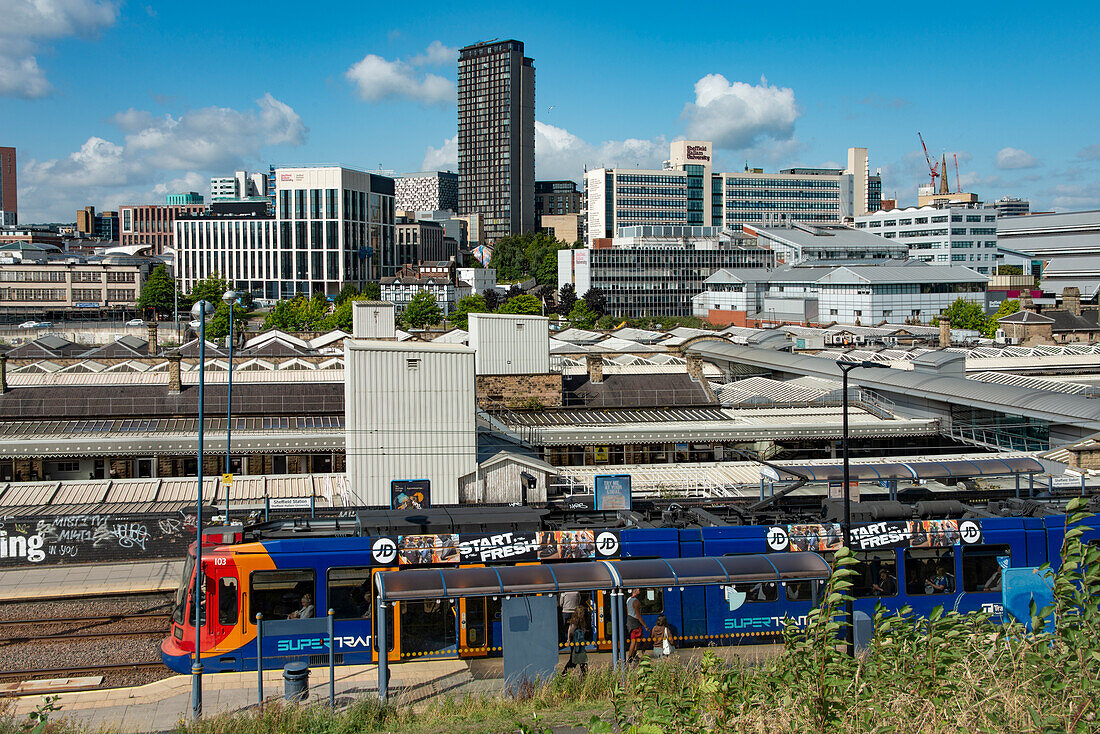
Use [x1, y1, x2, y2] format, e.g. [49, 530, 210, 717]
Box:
[650, 615, 674, 658]
[625, 588, 649, 664]
[561, 607, 588, 676]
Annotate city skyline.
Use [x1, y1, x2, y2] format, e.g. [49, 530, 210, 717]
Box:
[2, 0, 1098, 222]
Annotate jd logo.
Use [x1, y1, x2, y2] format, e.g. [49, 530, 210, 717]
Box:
[372, 537, 397, 564]
[766, 526, 789, 551]
[723, 585, 746, 612]
[595, 532, 619, 557]
[959, 520, 981, 544]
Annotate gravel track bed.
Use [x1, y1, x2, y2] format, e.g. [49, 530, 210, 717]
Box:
[0, 637, 165, 676]
[0, 592, 174, 622]
[1, 616, 167, 639]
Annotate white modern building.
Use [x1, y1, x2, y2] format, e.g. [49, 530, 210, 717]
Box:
[855, 205, 998, 274]
[584, 140, 881, 244]
[211, 170, 269, 202]
[745, 223, 908, 264]
[997, 210, 1100, 295]
[275, 165, 396, 283]
[176, 166, 395, 298]
[693, 262, 988, 325]
[558, 225, 775, 317]
[457, 267, 497, 295]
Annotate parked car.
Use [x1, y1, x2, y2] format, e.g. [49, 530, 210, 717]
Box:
[18, 321, 51, 329]
[126, 318, 145, 326]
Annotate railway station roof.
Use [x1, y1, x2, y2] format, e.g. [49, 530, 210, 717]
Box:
[374, 552, 831, 602]
[765, 456, 1044, 482]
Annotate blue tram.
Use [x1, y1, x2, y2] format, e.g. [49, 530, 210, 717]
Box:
[162, 502, 1099, 674]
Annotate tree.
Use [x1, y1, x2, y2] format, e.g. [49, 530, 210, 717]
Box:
[937, 297, 989, 333]
[361, 282, 382, 301]
[488, 232, 567, 283]
[262, 297, 310, 331]
[449, 294, 488, 330]
[188, 274, 231, 309]
[334, 284, 360, 304]
[205, 301, 249, 341]
[497, 294, 542, 315]
[482, 288, 503, 311]
[136, 265, 180, 316]
[997, 265, 1023, 276]
[558, 283, 577, 315]
[403, 290, 443, 329]
[568, 301, 598, 329]
[985, 299, 1020, 337]
[583, 287, 607, 316]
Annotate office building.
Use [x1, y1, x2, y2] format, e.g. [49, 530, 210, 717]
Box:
[745, 222, 908, 265]
[536, 180, 581, 217]
[275, 165, 395, 283]
[396, 216, 451, 267]
[118, 203, 206, 255]
[402, 209, 469, 250]
[584, 140, 880, 244]
[211, 170, 269, 202]
[174, 202, 277, 297]
[997, 210, 1100, 295]
[855, 205, 998, 274]
[177, 167, 395, 297]
[0, 147, 16, 226]
[0, 254, 153, 319]
[76, 206, 119, 241]
[992, 197, 1031, 218]
[558, 225, 775, 317]
[539, 214, 582, 244]
[693, 262, 988, 326]
[165, 192, 204, 206]
[458, 39, 535, 242]
[395, 171, 459, 212]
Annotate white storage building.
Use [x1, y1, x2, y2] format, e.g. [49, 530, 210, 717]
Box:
[467, 313, 550, 375]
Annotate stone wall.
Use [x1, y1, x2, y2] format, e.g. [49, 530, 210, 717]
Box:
[476, 373, 563, 410]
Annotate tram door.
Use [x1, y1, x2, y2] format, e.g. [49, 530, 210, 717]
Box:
[594, 591, 614, 651]
[370, 568, 399, 663]
[459, 597, 501, 657]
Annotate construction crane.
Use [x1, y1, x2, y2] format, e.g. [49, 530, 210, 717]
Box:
[918, 132, 939, 188]
[953, 153, 962, 193]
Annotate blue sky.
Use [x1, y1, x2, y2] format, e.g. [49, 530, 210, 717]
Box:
[3, 0, 1098, 222]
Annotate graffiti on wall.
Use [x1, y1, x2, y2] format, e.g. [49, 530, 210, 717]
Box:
[0, 511, 195, 567]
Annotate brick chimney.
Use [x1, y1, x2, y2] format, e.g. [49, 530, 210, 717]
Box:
[147, 322, 158, 356]
[0, 354, 8, 394]
[686, 353, 704, 381]
[1020, 294, 1036, 313]
[1062, 287, 1081, 316]
[167, 354, 182, 394]
[585, 353, 603, 384]
[939, 319, 951, 347]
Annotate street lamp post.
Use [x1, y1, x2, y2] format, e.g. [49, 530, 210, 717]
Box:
[222, 290, 239, 525]
[190, 299, 214, 720]
[836, 358, 890, 657]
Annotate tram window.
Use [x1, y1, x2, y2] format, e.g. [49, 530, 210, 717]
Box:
[961, 545, 1010, 592]
[730, 581, 778, 602]
[785, 579, 825, 601]
[852, 552, 898, 599]
[327, 567, 373, 620]
[637, 588, 663, 615]
[250, 569, 315, 621]
[904, 549, 955, 595]
[218, 577, 239, 625]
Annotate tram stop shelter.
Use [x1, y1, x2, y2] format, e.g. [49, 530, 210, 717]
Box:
[373, 552, 831, 701]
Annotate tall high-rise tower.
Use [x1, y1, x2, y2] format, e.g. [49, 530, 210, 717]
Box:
[0, 147, 16, 226]
[457, 40, 535, 242]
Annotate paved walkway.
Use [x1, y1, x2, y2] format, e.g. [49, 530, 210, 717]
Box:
[7, 659, 473, 732]
[0, 559, 184, 601]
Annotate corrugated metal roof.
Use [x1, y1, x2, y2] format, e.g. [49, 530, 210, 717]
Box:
[51, 481, 110, 504]
[689, 341, 1100, 428]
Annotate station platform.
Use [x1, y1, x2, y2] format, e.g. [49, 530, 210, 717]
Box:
[0, 559, 184, 602]
[6, 659, 475, 732]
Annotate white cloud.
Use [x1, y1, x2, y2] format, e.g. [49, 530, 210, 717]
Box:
[0, 0, 118, 98]
[1077, 144, 1100, 161]
[421, 135, 457, 170]
[682, 74, 799, 150]
[18, 94, 307, 222]
[995, 147, 1039, 170]
[410, 40, 457, 67]
[345, 44, 455, 105]
[418, 123, 668, 182]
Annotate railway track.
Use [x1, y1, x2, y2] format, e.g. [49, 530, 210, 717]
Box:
[0, 661, 166, 691]
[0, 612, 172, 644]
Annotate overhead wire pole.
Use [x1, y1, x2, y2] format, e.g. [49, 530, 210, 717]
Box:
[191, 299, 214, 721]
[222, 290, 239, 525]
